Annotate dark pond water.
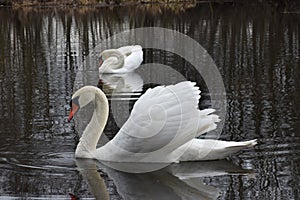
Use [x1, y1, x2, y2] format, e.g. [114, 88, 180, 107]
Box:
[0, 2, 299, 199]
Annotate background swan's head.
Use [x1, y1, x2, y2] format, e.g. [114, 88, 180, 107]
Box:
[99, 49, 123, 64]
[68, 86, 100, 121]
[100, 49, 120, 60]
[99, 49, 125, 72]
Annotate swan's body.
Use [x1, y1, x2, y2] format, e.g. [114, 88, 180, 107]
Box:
[69, 81, 257, 163]
[99, 45, 143, 73]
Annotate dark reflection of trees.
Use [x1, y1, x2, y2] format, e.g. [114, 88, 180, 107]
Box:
[0, 3, 299, 199]
[0, 8, 85, 197]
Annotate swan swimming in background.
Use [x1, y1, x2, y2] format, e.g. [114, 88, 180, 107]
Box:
[68, 81, 257, 163]
[98, 45, 143, 73]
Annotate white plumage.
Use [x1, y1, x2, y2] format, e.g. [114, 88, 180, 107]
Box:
[98, 45, 143, 73]
[68, 81, 257, 163]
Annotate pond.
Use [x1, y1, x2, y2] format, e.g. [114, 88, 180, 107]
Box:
[0, 2, 299, 199]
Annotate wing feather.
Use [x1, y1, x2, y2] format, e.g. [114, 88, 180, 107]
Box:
[99, 81, 219, 162]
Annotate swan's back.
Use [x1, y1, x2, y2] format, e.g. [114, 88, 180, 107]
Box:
[118, 45, 142, 54]
[121, 45, 143, 72]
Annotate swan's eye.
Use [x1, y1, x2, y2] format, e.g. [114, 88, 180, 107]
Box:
[69, 100, 73, 108]
[99, 56, 103, 67]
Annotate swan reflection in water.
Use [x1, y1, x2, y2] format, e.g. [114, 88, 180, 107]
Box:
[75, 159, 254, 200]
[98, 72, 143, 99]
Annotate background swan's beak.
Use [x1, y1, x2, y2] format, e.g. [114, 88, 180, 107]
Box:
[68, 104, 78, 122]
[69, 193, 79, 200]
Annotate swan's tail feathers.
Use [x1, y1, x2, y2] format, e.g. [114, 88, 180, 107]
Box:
[179, 139, 258, 161]
[225, 139, 258, 149]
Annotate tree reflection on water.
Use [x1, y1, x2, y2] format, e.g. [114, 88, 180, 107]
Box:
[0, 3, 299, 199]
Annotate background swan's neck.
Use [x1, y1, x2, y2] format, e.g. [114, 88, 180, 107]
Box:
[103, 50, 124, 71]
[75, 89, 109, 158]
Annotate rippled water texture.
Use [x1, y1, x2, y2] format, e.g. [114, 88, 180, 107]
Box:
[0, 3, 299, 199]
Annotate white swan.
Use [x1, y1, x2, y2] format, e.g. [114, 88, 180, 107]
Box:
[98, 45, 143, 73]
[68, 81, 257, 163]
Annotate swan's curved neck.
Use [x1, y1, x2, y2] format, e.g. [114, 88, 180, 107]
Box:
[75, 89, 109, 158]
[102, 50, 124, 71]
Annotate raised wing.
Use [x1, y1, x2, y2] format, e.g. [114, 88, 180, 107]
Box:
[98, 81, 219, 162]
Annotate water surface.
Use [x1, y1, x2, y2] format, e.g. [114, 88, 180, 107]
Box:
[0, 3, 299, 199]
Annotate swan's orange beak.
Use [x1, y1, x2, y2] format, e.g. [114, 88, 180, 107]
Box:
[68, 103, 79, 122]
